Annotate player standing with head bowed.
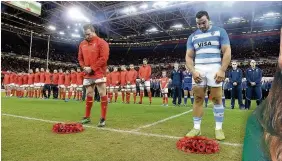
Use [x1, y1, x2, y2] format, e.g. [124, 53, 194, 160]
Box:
[78, 24, 109, 127]
[185, 11, 231, 140]
[138, 58, 152, 105]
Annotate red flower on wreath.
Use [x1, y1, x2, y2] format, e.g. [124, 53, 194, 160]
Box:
[176, 136, 220, 154]
[52, 123, 84, 134]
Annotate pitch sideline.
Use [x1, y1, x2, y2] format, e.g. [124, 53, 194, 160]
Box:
[2, 113, 243, 147]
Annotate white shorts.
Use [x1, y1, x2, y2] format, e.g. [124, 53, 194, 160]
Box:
[8, 83, 14, 87]
[126, 84, 136, 90]
[139, 80, 150, 88]
[40, 83, 45, 87]
[71, 84, 77, 88]
[193, 64, 222, 87]
[83, 77, 106, 86]
[161, 88, 168, 94]
[76, 85, 83, 90]
[34, 83, 41, 88]
[29, 84, 34, 88]
[110, 86, 119, 90]
[59, 85, 66, 88]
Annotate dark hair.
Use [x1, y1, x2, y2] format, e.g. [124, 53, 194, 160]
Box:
[196, 11, 210, 20]
[255, 67, 282, 161]
[143, 58, 148, 61]
[83, 24, 95, 32]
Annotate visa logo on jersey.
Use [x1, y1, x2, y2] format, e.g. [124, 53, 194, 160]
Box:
[198, 41, 212, 47]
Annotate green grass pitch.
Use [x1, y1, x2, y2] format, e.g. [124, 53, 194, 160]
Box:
[2, 95, 256, 161]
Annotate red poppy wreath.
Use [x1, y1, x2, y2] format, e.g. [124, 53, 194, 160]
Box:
[176, 136, 220, 154]
[52, 123, 84, 134]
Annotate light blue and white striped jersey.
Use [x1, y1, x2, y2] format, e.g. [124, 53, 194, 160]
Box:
[186, 26, 230, 65]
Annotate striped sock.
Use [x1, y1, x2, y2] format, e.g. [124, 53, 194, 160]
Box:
[213, 104, 225, 130]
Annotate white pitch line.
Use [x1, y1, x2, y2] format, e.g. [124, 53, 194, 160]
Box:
[131, 109, 193, 132]
[2, 113, 242, 147]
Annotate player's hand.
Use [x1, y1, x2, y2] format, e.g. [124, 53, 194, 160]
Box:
[214, 69, 225, 84]
[192, 71, 202, 84]
[253, 82, 256, 86]
[83, 67, 92, 74]
[233, 82, 237, 86]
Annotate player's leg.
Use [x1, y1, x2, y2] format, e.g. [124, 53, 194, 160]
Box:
[126, 85, 130, 104]
[189, 89, 194, 105]
[237, 85, 244, 109]
[139, 83, 144, 104]
[164, 88, 169, 106]
[183, 89, 188, 106]
[177, 86, 182, 105]
[186, 86, 206, 136]
[204, 89, 209, 108]
[145, 81, 152, 104]
[121, 86, 125, 103]
[221, 88, 226, 108]
[132, 85, 137, 104]
[80, 78, 95, 124]
[109, 86, 114, 103]
[230, 86, 236, 109]
[114, 86, 118, 102]
[245, 87, 252, 110]
[255, 86, 262, 107]
[96, 82, 108, 127]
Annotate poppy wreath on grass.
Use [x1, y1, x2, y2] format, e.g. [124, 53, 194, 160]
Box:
[52, 123, 84, 134]
[176, 136, 220, 154]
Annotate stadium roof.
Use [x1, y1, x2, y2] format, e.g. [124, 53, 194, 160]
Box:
[1, 1, 282, 45]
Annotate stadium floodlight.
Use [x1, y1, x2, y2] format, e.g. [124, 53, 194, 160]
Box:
[229, 17, 241, 21]
[140, 3, 148, 9]
[153, 2, 169, 8]
[171, 24, 183, 28]
[59, 31, 65, 35]
[75, 29, 78, 32]
[67, 26, 70, 29]
[71, 34, 81, 38]
[48, 25, 56, 31]
[146, 27, 158, 32]
[122, 6, 137, 14]
[263, 12, 280, 18]
[68, 7, 90, 23]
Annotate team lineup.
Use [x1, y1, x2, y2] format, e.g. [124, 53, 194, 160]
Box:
[2, 11, 266, 141]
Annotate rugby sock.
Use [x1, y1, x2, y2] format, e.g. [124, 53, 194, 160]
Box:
[101, 96, 108, 120]
[184, 96, 188, 104]
[213, 104, 224, 130]
[35, 90, 38, 98]
[109, 92, 113, 102]
[148, 92, 152, 103]
[140, 91, 144, 103]
[205, 96, 208, 107]
[68, 91, 72, 99]
[191, 96, 194, 104]
[126, 92, 130, 103]
[79, 91, 82, 100]
[122, 91, 125, 102]
[85, 96, 93, 117]
[162, 96, 165, 104]
[193, 117, 202, 130]
[165, 94, 168, 104]
[114, 92, 118, 102]
[222, 96, 226, 107]
[133, 92, 137, 103]
[73, 91, 76, 99]
[63, 91, 66, 100]
[76, 91, 80, 100]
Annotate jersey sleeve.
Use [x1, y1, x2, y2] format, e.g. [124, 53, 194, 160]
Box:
[186, 35, 194, 51]
[220, 28, 230, 46]
[90, 40, 110, 72]
[78, 43, 85, 67]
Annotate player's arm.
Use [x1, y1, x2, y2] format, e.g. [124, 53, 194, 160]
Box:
[90, 40, 110, 72]
[255, 69, 262, 85]
[185, 35, 195, 74]
[78, 44, 85, 67]
[238, 69, 243, 84]
[245, 70, 251, 85]
[228, 70, 233, 84]
[220, 28, 231, 72]
[147, 66, 152, 79]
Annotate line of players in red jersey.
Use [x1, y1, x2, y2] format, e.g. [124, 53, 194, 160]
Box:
[3, 60, 171, 105]
[2, 67, 85, 100]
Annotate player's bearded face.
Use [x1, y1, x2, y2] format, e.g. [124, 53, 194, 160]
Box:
[84, 29, 93, 42]
[196, 16, 209, 32]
